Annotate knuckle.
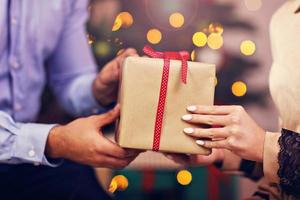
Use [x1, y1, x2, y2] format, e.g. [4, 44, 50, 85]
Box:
[227, 137, 236, 148]
[230, 125, 240, 135]
[207, 116, 214, 125]
[230, 113, 241, 124]
[235, 105, 244, 113]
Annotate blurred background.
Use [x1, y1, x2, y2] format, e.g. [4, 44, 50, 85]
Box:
[40, 0, 284, 199]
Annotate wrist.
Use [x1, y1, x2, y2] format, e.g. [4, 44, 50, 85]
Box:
[46, 125, 64, 159]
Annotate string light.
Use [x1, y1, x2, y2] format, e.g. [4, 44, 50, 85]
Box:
[95, 41, 111, 57]
[214, 77, 218, 86]
[147, 28, 162, 44]
[208, 23, 224, 35]
[108, 175, 129, 193]
[169, 12, 185, 28]
[240, 40, 256, 56]
[117, 12, 134, 28]
[112, 17, 122, 32]
[177, 170, 192, 186]
[192, 32, 207, 47]
[232, 81, 247, 97]
[207, 33, 223, 50]
[244, 0, 262, 11]
[191, 50, 196, 61]
[87, 34, 95, 45]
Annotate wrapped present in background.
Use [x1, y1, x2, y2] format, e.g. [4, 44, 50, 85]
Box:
[116, 46, 216, 154]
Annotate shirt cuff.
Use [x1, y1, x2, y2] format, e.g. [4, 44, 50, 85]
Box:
[263, 131, 281, 183]
[68, 73, 102, 116]
[13, 123, 62, 167]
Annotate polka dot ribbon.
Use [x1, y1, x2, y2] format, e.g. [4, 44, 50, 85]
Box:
[143, 45, 190, 151]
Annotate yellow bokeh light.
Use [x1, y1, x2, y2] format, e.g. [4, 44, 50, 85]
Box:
[244, 0, 262, 11]
[207, 33, 223, 50]
[87, 34, 95, 45]
[191, 50, 196, 61]
[95, 41, 111, 57]
[147, 29, 162, 44]
[112, 17, 122, 32]
[232, 81, 247, 97]
[169, 12, 185, 28]
[214, 77, 218, 86]
[177, 170, 192, 186]
[192, 32, 207, 47]
[240, 40, 256, 56]
[208, 23, 224, 35]
[117, 12, 134, 28]
[108, 175, 129, 193]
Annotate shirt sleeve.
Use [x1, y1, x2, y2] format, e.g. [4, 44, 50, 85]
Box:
[46, 0, 101, 116]
[0, 111, 60, 166]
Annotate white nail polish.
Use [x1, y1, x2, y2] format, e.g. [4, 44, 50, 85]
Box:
[196, 140, 205, 146]
[183, 128, 194, 134]
[182, 114, 192, 121]
[187, 105, 197, 112]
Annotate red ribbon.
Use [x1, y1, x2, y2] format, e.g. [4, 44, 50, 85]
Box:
[143, 45, 190, 151]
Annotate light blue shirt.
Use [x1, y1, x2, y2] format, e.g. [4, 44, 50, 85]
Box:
[0, 0, 100, 166]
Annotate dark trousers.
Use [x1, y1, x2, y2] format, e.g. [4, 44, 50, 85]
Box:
[0, 161, 113, 200]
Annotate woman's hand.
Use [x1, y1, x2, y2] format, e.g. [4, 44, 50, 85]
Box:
[181, 105, 265, 162]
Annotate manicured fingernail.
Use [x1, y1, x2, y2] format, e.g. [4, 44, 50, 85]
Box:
[182, 114, 193, 121]
[187, 105, 197, 112]
[183, 128, 194, 134]
[196, 140, 205, 146]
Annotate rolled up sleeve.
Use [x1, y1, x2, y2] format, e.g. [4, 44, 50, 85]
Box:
[0, 111, 61, 166]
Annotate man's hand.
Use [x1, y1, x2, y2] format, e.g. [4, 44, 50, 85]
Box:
[46, 105, 140, 168]
[93, 48, 138, 106]
[165, 149, 224, 167]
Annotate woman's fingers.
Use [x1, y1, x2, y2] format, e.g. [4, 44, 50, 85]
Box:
[186, 105, 238, 115]
[195, 139, 228, 149]
[182, 114, 230, 126]
[183, 127, 229, 139]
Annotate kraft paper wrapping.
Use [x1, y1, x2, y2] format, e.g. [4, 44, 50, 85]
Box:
[116, 56, 216, 155]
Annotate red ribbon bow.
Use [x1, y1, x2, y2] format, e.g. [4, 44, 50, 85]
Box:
[143, 45, 190, 151]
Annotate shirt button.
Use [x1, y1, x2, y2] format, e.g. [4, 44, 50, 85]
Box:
[11, 17, 17, 25]
[10, 58, 20, 69]
[14, 103, 22, 112]
[28, 150, 36, 157]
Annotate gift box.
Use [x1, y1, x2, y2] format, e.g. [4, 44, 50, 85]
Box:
[116, 46, 216, 155]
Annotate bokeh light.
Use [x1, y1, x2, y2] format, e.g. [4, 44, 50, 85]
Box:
[207, 33, 223, 50]
[177, 170, 192, 186]
[112, 17, 122, 32]
[147, 28, 162, 44]
[240, 40, 256, 56]
[232, 81, 247, 97]
[244, 0, 262, 11]
[208, 23, 224, 35]
[169, 12, 185, 28]
[87, 34, 95, 45]
[117, 12, 134, 28]
[108, 175, 129, 193]
[191, 50, 196, 61]
[192, 32, 207, 47]
[95, 41, 111, 57]
[215, 77, 218, 86]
